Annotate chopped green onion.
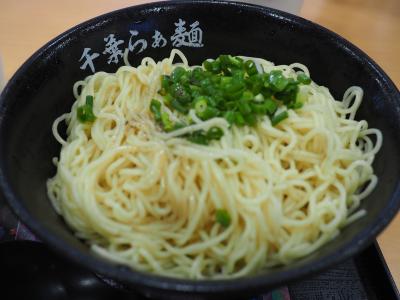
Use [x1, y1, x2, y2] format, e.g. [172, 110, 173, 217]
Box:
[171, 66, 187, 82]
[153, 55, 313, 145]
[194, 97, 208, 115]
[211, 60, 221, 73]
[203, 60, 213, 72]
[244, 113, 257, 126]
[77, 107, 92, 123]
[224, 81, 245, 94]
[249, 76, 263, 95]
[216, 209, 231, 227]
[173, 122, 185, 131]
[234, 112, 245, 126]
[207, 127, 224, 140]
[163, 94, 173, 106]
[244, 60, 258, 75]
[250, 103, 267, 114]
[193, 97, 217, 120]
[190, 67, 204, 85]
[240, 90, 254, 102]
[86, 95, 94, 107]
[171, 99, 188, 114]
[203, 60, 221, 74]
[238, 100, 252, 115]
[288, 101, 303, 109]
[229, 56, 242, 68]
[271, 110, 289, 126]
[269, 70, 289, 92]
[275, 83, 299, 105]
[150, 99, 162, 122]
[220, 76, 232, 86]
[224, 111, 236, 124]
[161, 75, 171, 89]
[297, 72, 312, 85]
[187, 131, 208, 145]
[264, 99, 278, 115]
[200, 78, 213, 91]
[171, 83, 191, 103]
[161, 112, 174, 132]
[202, 107, 219, 120]
[77, 95, 96, 123]
[218, 55, 231, 67]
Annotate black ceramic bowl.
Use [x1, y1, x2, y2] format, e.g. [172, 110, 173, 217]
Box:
[0, 1, 399, 299]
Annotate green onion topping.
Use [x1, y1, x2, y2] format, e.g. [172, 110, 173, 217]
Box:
[77, 95, 96, 123]
[215, 209, 231, 227]
[271, 110, 289, 126]
[150, 55, 311, 144]
[297, 72, 312, 85]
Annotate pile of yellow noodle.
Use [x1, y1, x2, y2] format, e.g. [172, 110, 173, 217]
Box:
[47, 50, 382, 279]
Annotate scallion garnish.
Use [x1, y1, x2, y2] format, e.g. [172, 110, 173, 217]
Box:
[150, 99, 162, 122]
[77, 95, 96, 123]
[271, 111, 289, 126]
[297, 72, 312, 85]
[150, 55, 310, 144]
[216, 209, 231, 227]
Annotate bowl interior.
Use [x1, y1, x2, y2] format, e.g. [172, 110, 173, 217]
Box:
[1, 0, 400, 295]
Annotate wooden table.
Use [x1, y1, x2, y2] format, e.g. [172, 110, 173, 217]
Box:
[1, 0, 399, 287]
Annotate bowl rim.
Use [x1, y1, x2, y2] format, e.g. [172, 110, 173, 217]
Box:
[1, 0, 400, 295]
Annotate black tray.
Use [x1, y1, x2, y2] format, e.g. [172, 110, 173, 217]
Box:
[289, 242, 399, 300]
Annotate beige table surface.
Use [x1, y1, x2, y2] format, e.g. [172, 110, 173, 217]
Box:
[0, 0, 399, 287]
